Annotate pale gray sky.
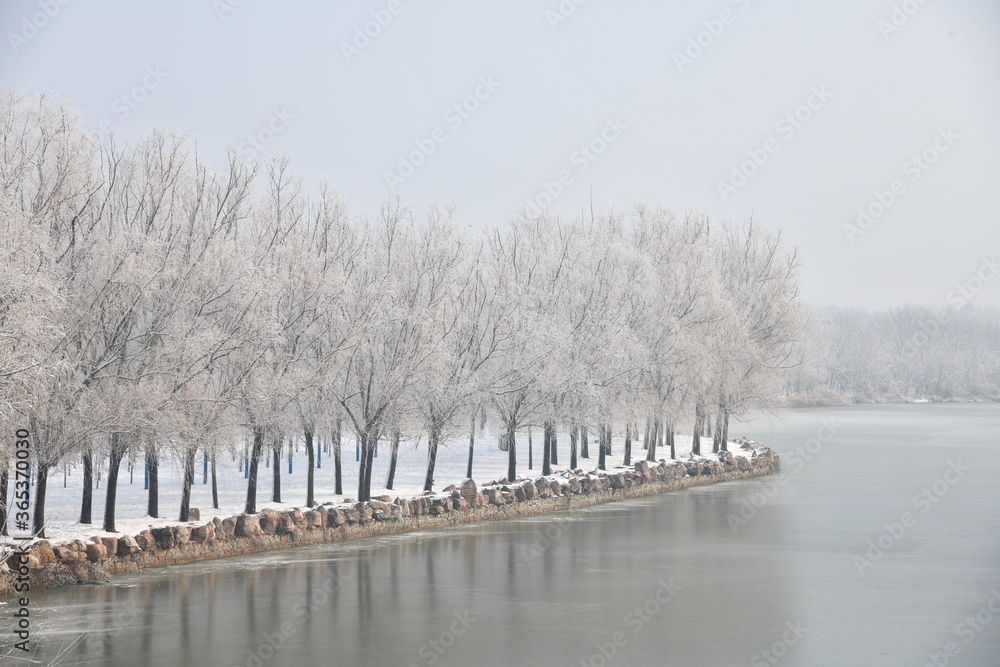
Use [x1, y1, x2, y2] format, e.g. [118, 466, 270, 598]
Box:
[2, 0, 998, 309]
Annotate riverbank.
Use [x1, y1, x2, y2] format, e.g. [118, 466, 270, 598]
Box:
[0, 443, 779, 596]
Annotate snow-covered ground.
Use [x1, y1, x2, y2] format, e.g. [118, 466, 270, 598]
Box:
[3, 428, 753, 547]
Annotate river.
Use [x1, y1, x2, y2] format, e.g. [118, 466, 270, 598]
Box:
[15, 404, 1000, 666]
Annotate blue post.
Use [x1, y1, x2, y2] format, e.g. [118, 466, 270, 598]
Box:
[288, 440, 293, 475]
[144, 454, 149, 490]
[317, 435, 322, 469]
[244, 446, 249, 479]
[203, 452, 208, 484]
[356, 438, 360, 462]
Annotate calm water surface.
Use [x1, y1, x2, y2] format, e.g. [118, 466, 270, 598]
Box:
[15, 404, 1000, 666]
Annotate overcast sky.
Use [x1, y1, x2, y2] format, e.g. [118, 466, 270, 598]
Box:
[2, 0, 998, 309]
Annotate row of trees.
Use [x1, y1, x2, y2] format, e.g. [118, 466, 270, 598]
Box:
[0, 89, 806, 537]
[785, 306, 1000, 404]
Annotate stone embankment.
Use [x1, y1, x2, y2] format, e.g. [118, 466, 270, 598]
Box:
[0, 443, 779, 595]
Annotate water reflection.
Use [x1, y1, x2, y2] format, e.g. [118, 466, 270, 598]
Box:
[22, 405, 1000, 666]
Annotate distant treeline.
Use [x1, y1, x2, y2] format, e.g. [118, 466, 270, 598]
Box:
[785, 306, 1000, 405]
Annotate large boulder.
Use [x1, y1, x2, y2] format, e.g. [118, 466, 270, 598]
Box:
[33, 541, 57, 564]
[99, 537, 119, 556]
[190, 524, 216, 544]
[117, 535, 141, 555]
[234, 514, 261, 538]
[327, 508, 346, 527]
[258, 513, 280, 535]
[174, 526, 192, 545]
[304, 510, 326, 529]
[459, 479, 479, 506]
[220, 517, 237, 538]
[85, 543, 106, 563]
[53, 545, 83, 562]
[521, 480, 536, 500]
[150, 527, 176, 550]
[134, 530, 157, 551]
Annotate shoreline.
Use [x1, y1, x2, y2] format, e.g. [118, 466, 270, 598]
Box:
[1, 446, 780, 596]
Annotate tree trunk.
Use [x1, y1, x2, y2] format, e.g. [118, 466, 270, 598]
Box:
[305, 429, 316, 507]
[550, 422, 558, 466]
[466, 414, 475, 479]
[721, 411, 730, 452]
[104, 432, 127, 532]
[542, 421, 552, 476]
[272, 439, 282, 503]
[0, 464, 7, 536]
[570, 423, 578, 470]
[147, 442, 159, 518]
[179, 447, 196, 521]
[211, 451, 219, 509]
[358, 430, 378, 501]
[598, 424, 607, 471]
[668, 421, 676, 460]
[713, 412, 723, 453]
[333, 422, 343, 496]
[364, 433, 376, 499]
[646, 419, 658, 462]
[386, 429, 400, 490]
[245, 426, 265, 514]
[692, 405, 702, 456]
[580, 426, 589, 458]
[424, 426, 439, 492]
[32, 463, 48, 539]
[643, 417, 650, 450]
[79, 448, 93, 524]
[623, 423, 632, 466]
[527, 426, 533, 470]
[506, 419, 517, 483]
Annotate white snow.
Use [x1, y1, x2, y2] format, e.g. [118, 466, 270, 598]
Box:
[1, 429, 755, 548]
